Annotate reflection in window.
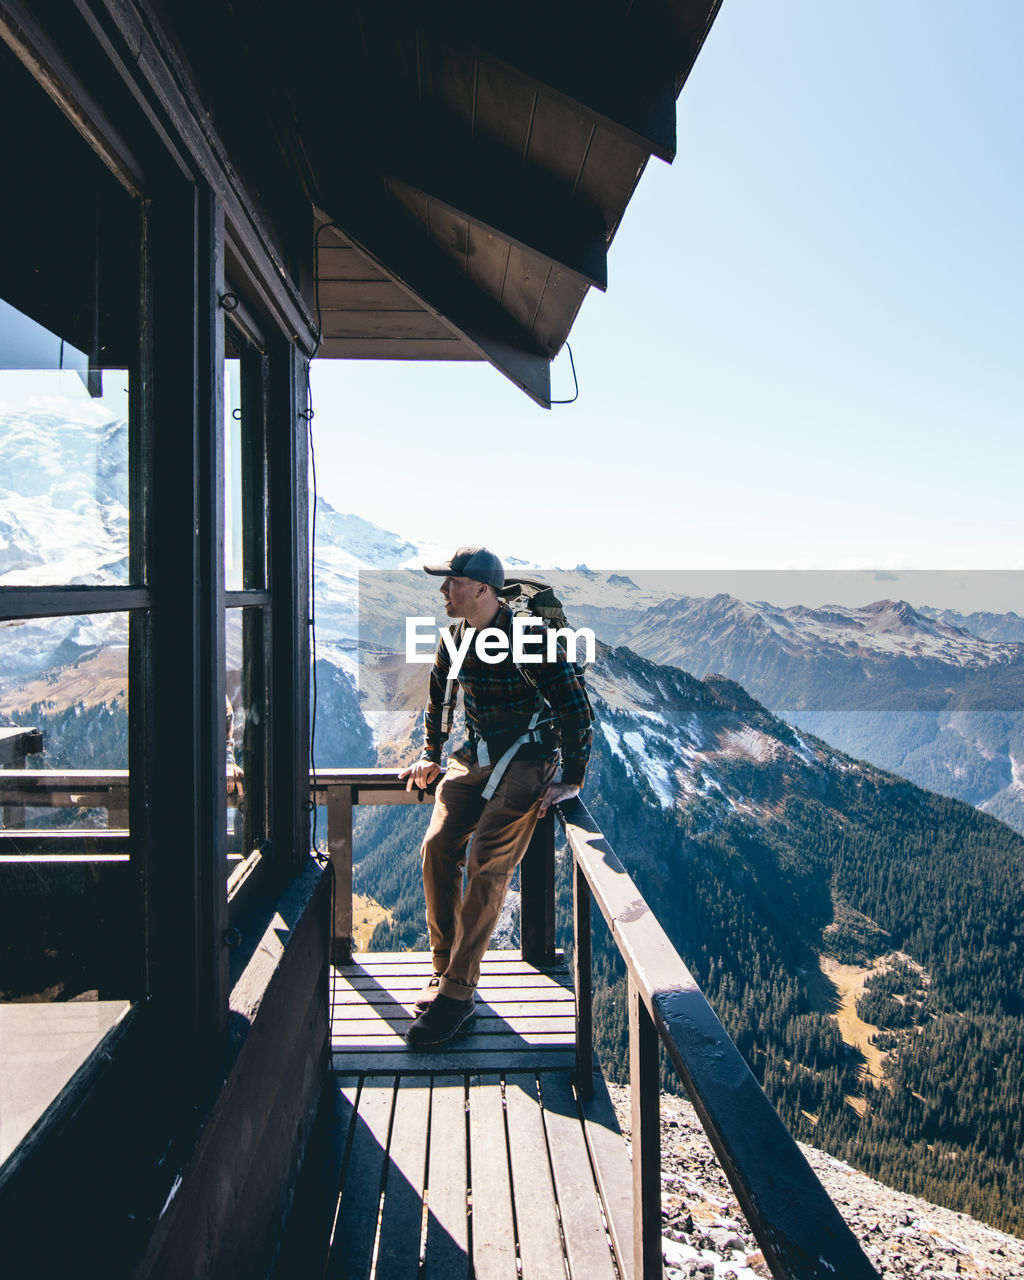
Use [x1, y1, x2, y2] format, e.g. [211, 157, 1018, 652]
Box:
[223, 322, 270, 899]
[0, 33, 141, 1176]
[0, 614, 129, 830]
[0, 304, 130, 590]
[0, 610, 134, 1163]
[223, 330, 267, 592]
[224, 357, 244, 592]
[225, 608, 269, 866]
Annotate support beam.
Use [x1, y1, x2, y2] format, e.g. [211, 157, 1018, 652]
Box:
[268, 341, 310, 879]
[147, 178, 229, 1051]
[573, 854, 594, 1097]
[521, 810, 557, 966]
[377, 121, 608, 290]
[316, 191, 552, 408]
[0, 0, 145, 192]
[80, 0, 318, 350]
[326, 784, 353, 964]
[630, 977, 663, 1280]
[391, 3, 681, 162]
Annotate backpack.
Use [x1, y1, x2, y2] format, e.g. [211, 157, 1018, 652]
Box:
[498, 577, 594, 739]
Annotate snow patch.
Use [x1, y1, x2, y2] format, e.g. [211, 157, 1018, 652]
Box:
[719, 727, 776, 762]
[791, 731, 819, 766]
[621, 729, 675, 809]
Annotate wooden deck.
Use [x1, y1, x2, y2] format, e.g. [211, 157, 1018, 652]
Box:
[275, 951, 634, 1279]
[331, 951, 578, 1074]
[314, 1070, 632, 1280]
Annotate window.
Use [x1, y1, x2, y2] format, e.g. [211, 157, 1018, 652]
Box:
[224, 322, 272, 896]
[0, 43, 144, 1170]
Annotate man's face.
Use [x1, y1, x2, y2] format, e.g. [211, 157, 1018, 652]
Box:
[440, 575, 480, 618]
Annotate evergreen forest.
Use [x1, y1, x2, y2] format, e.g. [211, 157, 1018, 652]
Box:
[354, 730, 1024, 1238]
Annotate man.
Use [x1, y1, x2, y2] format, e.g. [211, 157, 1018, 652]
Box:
[398, 546, 592, 1048]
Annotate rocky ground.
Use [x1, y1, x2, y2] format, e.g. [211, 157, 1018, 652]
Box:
[606, 1085, 1024, 1280]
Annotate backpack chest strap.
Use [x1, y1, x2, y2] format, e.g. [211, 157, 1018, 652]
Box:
[479, 708, 545, 801]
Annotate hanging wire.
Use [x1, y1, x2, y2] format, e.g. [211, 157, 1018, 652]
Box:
[550, 342, 580, 405]
[308, 221, 348, 1030]
[305, 363, 320, 858]
[304, 220, 339, 860]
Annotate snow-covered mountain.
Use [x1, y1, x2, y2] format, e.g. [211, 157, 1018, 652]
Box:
[342, 639, 1024, 1237]
[311, 496, 673, 654]
[0, 378, 129, 586]
[621, 593, 1023, 674]
[918, 605, 1024, 645]
[617, 593, 1024, 833]
[587, 645, 823, 816]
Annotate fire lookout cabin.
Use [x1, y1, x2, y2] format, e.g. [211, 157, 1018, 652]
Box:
[0, 3, 880, 1278]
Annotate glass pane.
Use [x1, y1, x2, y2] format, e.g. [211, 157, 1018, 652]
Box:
[0, 610, 136, 1166]
[223, 332, 267, 591]
[224, 357, 244, 591]
[0, 612, 129, 830]
[225, 608, 269, 871]
[0, 301, 130, 588]
[0, 33, 140, 1177]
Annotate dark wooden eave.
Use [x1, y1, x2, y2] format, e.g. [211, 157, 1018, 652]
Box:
[150, 0, 725, 406]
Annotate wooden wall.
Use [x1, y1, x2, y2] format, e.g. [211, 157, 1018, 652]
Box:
[134, 861, 331, 1280]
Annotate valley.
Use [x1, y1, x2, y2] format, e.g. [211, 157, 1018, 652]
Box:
[808, 956, 888, 1083]
[351, 893, 393, 951]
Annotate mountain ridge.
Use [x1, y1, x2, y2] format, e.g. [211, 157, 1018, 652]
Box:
[618, 592, 1024, 834]
[345, 636, 1024, 1235]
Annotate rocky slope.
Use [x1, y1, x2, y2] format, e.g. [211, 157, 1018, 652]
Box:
[607, 1084, 1024, 1280]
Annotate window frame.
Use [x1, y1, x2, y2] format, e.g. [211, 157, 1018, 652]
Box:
[224, 313, 274, 913]
[0, 2, 313, 1212]
[0, 45, 153, 1178]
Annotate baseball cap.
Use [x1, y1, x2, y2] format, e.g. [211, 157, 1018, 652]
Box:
[423, 546, 505, 589]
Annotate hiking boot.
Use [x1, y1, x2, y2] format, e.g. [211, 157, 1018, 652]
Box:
[405, 993, 476, 1048]
[413, 973, 442, 1014]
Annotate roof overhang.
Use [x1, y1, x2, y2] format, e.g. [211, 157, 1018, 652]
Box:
[146, 0, 723, 406]
[290, 2, 724, 406]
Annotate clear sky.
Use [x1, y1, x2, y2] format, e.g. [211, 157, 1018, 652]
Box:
[309, 1, 1024, 601]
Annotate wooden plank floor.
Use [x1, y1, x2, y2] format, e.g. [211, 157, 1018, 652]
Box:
[331, 951, 577, 1074]
[316, 1069, 632, 1280]
[272, 953, 634, 1280]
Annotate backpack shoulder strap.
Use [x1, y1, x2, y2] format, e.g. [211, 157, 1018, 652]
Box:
[439, 619, 463, 735]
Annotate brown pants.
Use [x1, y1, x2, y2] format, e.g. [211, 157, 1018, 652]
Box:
[422, 754, 556, 1001]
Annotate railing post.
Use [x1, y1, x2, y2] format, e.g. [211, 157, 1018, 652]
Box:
[0, 728, 41, 830]
[327, 783, 354, 964]
[521, 808, 556, 967]
[107, 785, 130, 829]
[629, 976, 663, 1280]
[573, 851, 594, 1098]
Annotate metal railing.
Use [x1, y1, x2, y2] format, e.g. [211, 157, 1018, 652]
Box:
[1, 764, 879, 1279]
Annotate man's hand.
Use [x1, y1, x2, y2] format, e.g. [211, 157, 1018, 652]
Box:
[537, 781, 579, 817]
[227, 763, 245, 802]
[400, 758, 443, 792]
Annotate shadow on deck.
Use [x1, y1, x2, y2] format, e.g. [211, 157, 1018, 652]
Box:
[2, 766, 883, 1279]
[277, 952, 632, 1279]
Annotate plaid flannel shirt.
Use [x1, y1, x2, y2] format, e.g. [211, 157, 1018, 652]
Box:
[422, 603, 593, 786]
